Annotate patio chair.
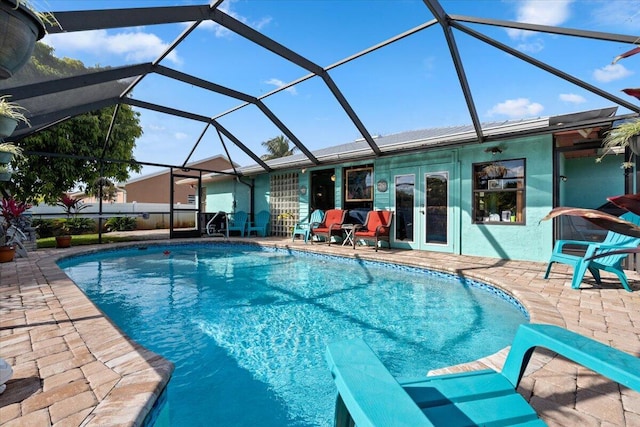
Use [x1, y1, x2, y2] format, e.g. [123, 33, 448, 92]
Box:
[225, 211, 248, 237]
[326, 323, 640, 427]
[544, 211, 640, 292]
[292, 209, 324, 243]
[353, 210, 393, 251]
[247, 210, 270, 237]
[311, 209, 347, 245]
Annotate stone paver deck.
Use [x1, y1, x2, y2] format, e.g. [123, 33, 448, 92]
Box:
[1, 236, 639, 426]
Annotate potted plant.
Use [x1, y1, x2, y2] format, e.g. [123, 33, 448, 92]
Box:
[0, 1, 54, 79]
[597, 118, 640, 168]
[0, 95, 30, 139]
[0, 141, 24, 165]
[0, 165, 12, 181]
[0, 197, 31, 262]
[55, 194, 89, 248]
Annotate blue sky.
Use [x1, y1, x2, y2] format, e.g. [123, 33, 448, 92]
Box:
[38, 0, 640, 178]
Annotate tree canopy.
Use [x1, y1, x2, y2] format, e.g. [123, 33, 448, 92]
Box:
[1, 43, 142, 204]
[261, 135, 295, 160]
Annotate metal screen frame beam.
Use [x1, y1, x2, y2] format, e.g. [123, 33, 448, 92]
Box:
[3, 63, 153, 101]
[422, 0, 484, 142]
[123, 98, 272, 171]
[452, 22, 640, 114]
[153, 65, 319, 164]
[208, 8, 381, 155]
[46, 5, 211, 33]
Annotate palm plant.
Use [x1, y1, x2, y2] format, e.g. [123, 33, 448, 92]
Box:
[596, 119, 640, 168]
[261, 135, 295, 160]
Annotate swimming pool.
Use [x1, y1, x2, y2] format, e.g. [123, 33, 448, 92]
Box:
[58, 243, 527, 426]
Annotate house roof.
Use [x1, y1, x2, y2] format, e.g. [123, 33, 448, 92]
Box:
[124, 154, 238, 185]
[198, 106, 622, 181]
[1, 1, 638, 176]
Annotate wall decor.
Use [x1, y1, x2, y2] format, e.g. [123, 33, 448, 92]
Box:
[345, 167, 373, 202]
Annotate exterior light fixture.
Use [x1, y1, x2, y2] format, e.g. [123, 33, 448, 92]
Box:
[330, 174, 336, 182]
[484, 146, 503, 155]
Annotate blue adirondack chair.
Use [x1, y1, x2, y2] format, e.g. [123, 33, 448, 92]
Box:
[544, 211, 640, 292]
[226, 211, 248, 237]
[247, 210, 270, 237]
[292, 210, 324, 243]
[326, 323, 640, 427]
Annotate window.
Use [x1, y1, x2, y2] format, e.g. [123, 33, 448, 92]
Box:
[473, 159, 525, 224]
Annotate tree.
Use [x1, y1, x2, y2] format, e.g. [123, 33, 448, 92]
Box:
[0, 43, 142, 204]
[260, 135, 295, 160]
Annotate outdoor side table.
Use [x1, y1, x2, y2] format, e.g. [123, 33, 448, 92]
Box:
[341, 224, 355, 247]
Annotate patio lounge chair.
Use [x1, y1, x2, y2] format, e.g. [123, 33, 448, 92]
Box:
[326, 323, 640, 427]
[311, 209, 347, 245]
[544, 211, 640, 292]
[225, 211, 248, 237]
[353, 210, 393, 251]
[292, 209, 324, 243]
[247, 210, 270, 237]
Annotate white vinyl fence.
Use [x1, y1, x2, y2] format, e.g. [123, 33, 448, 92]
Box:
[29, 202, 198, 230]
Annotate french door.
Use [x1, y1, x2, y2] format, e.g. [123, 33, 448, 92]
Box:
[393, 164, 456, 252]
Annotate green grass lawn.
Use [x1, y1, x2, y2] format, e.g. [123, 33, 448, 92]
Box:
[37, 234, 139, 248]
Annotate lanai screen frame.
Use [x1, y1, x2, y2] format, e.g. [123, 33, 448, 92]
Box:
[1, 0, 639, 177]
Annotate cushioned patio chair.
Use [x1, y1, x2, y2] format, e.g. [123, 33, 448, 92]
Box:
[544, 211, 640, 292]
[225, 210, 248, 237]
[292, 209, 324, 243]
[326, 323, 640, 427]
[311, 209, 347, 245]
[353, 210, 393, 251]
[247, 210, 270, 237]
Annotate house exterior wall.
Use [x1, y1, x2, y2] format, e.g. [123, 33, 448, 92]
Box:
[458, 135, 553, 262]
[563, 155, 624, 208]
[205, 178, 251, 214]
[203, 133, 629, 263]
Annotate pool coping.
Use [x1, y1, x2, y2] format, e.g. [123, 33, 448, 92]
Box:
[1, 237, 639, 426]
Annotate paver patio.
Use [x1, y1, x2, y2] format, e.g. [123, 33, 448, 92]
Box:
[1, 236, 638, 426]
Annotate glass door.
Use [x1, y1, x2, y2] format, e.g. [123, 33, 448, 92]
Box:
[393, 164, 456, 252]
[394, 172, 416, 248]
[420, 165, 455, 252]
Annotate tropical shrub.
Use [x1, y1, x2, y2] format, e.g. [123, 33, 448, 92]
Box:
[105, 216, 137, 232]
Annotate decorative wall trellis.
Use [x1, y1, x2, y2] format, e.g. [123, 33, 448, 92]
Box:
[269, 173, 299, 236]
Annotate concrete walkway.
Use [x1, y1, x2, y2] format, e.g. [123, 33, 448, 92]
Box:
[0, 236, 638, 426]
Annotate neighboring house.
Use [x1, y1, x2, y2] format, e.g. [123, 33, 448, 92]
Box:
[202, 107, 637, 263]
[69, 184, 127, 204]
[125, 155, 236, 205]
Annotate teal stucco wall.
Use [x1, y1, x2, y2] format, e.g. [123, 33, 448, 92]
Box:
[562, 155, 624, 208]
[205, 178, 251, 214]
[459, 135, 553, 261]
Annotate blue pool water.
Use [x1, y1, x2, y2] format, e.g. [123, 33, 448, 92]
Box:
[58, 244, 527, 427]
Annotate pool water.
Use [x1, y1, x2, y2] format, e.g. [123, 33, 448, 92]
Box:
[58, 244, 527, 427]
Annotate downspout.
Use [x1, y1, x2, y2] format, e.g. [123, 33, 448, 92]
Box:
[235, 176, 254, 220]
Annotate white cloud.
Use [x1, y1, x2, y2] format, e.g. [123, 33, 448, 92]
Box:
[146, 124, 166, 132]
[516, 39, 544, 53]
[591, 1, 640, 32]
[507, 0, 574, 40]
[265, 78, 297, 95]
[194, 0, 272, 37]
[593, 63, 633, 83]
[559, 93, 586, 104]
[174, 132, 189, 140]
[43, 29, 182, 65]
[487, 98, 544, 118]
